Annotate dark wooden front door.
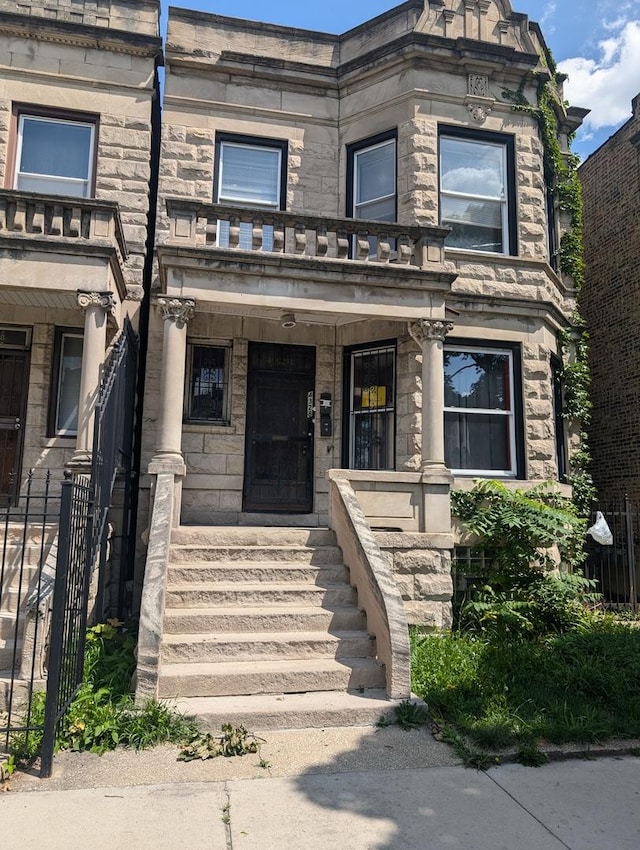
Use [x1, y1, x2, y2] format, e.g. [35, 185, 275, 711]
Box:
[244, 342, 315, 513]
[0, 347, 29, 502]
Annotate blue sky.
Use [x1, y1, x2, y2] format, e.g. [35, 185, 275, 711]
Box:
[164, 1, 640, 160]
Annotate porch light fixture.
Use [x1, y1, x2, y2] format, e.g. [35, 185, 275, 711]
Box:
[281, 313, 296, 329]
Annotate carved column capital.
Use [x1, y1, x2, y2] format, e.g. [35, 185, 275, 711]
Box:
[156, 296, 196, 328]
[76, 290, 116, 316]
[408, 319, 454, 346]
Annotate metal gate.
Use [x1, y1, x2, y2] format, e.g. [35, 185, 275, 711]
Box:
[585, 497, 639, 612]
[0, 319, 138, 777]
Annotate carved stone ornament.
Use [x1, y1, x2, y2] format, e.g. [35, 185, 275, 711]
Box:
[157, 296, 196, 328]
[76, 291, 116, 315]
[408, 319, 454, 345]
[466, 101, 492, 123]
[468, 74, 489, 98]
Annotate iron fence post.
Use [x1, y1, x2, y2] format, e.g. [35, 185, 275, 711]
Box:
[624, 495, 638, 613]
[40, 474, 73, 778]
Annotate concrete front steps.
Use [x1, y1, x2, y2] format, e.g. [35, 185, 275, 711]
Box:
[159, 527, 395, 729]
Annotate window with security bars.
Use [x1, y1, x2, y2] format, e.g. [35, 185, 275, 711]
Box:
[349, 344, 395, 470]
[185, 344, 229, 423]
[439, 129, 515, 255]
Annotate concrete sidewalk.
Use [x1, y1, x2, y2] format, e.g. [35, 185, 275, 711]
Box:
[2, 726, 640, 849]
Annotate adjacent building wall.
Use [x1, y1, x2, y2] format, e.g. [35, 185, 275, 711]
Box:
[580, 96, 640, 502]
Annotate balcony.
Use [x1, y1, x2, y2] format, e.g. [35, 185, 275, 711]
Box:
[159, 199, 457, 320]
[166, 198, 451, 266]
[0, 189, 128, 302]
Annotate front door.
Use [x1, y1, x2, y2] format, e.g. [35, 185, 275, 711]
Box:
[244, 342, 315, 513]
[0, 328, 30, 503]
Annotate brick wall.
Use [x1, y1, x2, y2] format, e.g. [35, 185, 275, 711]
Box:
[580, 102, 640, 501]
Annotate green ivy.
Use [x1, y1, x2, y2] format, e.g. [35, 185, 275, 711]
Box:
[502, 69, 594, 515]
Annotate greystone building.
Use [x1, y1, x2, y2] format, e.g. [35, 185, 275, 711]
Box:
[0, 1, 585, 726]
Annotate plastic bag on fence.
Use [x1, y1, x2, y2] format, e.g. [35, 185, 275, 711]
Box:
[587, 511, 613, 546]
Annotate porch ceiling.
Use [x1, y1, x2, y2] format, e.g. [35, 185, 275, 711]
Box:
[0, 286, 77, 311]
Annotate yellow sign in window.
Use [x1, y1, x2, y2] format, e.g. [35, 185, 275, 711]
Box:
[361, 385, 386, 408]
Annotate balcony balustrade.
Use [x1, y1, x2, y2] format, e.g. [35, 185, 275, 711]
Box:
[0, 189, 128, 266]
[165, 198, 450, 270]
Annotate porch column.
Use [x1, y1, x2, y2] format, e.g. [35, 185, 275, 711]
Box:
[71, 291, 116, 466]
[408, 318, 454, 471]
[149, 296, 196, 474]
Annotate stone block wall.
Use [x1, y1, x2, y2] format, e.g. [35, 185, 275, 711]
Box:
[2, 0, 159, 36]
[375, 532, 453, 629]
[580, 98, 640, 502]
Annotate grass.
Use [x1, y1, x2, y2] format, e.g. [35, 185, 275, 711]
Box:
[11, 621, 199, 762]
[411, 617, 640, 756]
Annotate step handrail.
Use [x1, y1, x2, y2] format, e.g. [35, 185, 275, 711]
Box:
[328, 473, 411, 699]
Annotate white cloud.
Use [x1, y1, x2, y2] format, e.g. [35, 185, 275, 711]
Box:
[558, 20, 640, 130]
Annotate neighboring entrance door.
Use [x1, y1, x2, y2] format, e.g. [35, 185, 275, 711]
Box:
[244, 342, 315, 513]
[0, 328, 30, 503]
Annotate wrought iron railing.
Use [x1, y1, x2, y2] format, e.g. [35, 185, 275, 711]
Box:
[0, 470, 59, 762]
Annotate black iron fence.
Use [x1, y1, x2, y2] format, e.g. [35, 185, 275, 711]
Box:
[1, 318, 139, 776]
[0, 470, 59, 762]
[453, 497, 640, 613]
[585, 497, 639, 612]
[91, 318, 138, 620]
[40, 474, 93, 776]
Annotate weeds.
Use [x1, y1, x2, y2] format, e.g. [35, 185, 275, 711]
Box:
[178, 724, 263, 761]
[394, 699, 428, 730]
[10, 622, 198, 763]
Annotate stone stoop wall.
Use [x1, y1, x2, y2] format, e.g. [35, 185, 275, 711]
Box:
[375, 533, 454, 629]
[579, 100, 640, 503]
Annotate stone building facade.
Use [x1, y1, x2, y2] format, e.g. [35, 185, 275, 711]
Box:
[136, 0, 583, 629]
[579, 95, 640, 503]
[0, 0, 161, 498]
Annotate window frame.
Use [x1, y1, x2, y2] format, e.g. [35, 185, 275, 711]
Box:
[443, 339, 524, 478]
[346, 129, 398, 223]
[49, 328, 84, 438]
[438, 126, 517, 256]
[9, 104, 99, 198]
[183, 341, 232, 426]
[213, 132, 288, 212]
[342, 339, 397, 471]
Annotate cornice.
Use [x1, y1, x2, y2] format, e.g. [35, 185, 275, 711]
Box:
[0, 12, 163, 60]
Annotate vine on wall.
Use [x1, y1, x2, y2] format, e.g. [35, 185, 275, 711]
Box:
[502, 68, 595, 516]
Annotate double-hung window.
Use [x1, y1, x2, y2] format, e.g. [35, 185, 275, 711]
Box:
[346, 343, 396, 470]
[444, 343, 522, 477]
[15, 112, 96, 198]
[185, 343, 230, 424]
[347, 131, 397, 255]
[214, 134, 287, 250]
[439, 128, 515, 255]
